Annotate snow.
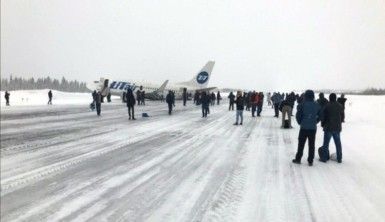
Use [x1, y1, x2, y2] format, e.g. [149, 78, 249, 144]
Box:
[1, 90, 385, 222]
[0, 89, 119, 107]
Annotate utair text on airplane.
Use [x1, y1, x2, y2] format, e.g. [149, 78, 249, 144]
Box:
[87, 61, 216, 100]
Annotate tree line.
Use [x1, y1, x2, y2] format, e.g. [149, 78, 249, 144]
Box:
[1, 75, 90, 92]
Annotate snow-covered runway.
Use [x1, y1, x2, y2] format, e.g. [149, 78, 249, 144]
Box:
[1, 96, 385, 222]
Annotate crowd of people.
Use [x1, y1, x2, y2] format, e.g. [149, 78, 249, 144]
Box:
[3, 87, 347, 165]
[226, 89, 347, 165]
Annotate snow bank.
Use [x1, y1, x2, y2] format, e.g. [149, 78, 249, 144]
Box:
[0, 90, 119, 107]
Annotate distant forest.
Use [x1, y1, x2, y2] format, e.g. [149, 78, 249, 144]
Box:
[0, 75, 90, 92]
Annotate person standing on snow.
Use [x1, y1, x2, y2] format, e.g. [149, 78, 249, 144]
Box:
[257, 92, 264, 117]
[271, 92, 282, 118]
[182, 88, 187, 106]
[126, 88, 136, 120]
[216, 91, 221, 105]
[320, 93, 343, 163]
[251, 91, 258, 117]
[201, 91, 210, 117]
[337, 94, 347, 122]
[95, 91, 102, 116]
[210, 92, 216, 106]
[141, 90, 145, 105]
[136, 87, 142, 105]
[166, 90, 174, 115]
[292, 90, 321, 166]
[279, 98, 293, 128]
[4, 91, 10, 106]
[228, 92, 235, 111]
[48, 90, 53, 105]
[234, 91, 245, 125]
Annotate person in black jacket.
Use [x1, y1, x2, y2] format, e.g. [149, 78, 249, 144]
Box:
[95, 91, 102, 116]
[337, 94, 347, 122]
[216, 91, 221, 105]
[126, 88, 136, 120]
[166, 91, 174, 115]
[201, 91, 210, 117]
[182, 88, 187, 106]
[234, 91, 244, 125]
[320, 93, 343, 163]
[48, 90, 53, 105]
[228, 92, 235, 111]
[4, 91, 10, 106]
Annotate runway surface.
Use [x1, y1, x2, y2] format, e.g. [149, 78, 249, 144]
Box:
[1, 97, 385, 222]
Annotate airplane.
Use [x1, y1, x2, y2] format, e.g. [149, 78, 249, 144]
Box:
[87, 61, 216, 100]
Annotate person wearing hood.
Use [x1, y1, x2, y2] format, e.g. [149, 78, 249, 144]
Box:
[292, 90, 321, 166]
[320, 93, 343, 163]
[126, 88, 136, 120]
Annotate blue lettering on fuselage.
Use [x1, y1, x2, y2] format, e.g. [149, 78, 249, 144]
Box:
[110, 81, 137, 91]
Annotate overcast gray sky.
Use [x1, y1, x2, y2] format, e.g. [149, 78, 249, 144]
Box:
[2, 0, 385, 91]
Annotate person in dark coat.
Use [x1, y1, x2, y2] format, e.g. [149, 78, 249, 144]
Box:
[166, 91, 174, 115]
[257, 92, 264, 116]
[210, 92, 216, 106]
[320, 93, 343, 163]
[337, 94, 347, 122]
[141, 90, 145, 105]
[126, 88, 136, 120]
[4, 91, 10, 106]
[292, 90, 321, 166]
[228, 92, 235, 111]
[182, 88, 187, 106]
[271, 92, 282, 118]
[234, 91, 244, 125]
[216, 91, 221, 105]
[317, 93, 329, 110]
[48, 90, 53, 105]
[201, 92, 210, 117]
[250, 91, 258, 117]
[95, 91, 102, 116]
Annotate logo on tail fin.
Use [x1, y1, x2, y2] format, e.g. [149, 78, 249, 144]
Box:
[196, 72, 209, 84]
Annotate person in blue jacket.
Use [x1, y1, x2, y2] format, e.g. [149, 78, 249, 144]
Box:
[292, 90, 321, 166]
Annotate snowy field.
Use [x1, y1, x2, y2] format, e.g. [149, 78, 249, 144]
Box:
[1, 91, 385, 222]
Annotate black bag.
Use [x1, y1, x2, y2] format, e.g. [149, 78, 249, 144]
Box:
[318, 146, 329, 161]
[90, 102, 95, 110]
[284, 120, 290, 129]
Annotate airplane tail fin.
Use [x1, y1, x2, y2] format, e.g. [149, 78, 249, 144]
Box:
[156, 80, 169, 93]
[178, 61, 215, 89]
